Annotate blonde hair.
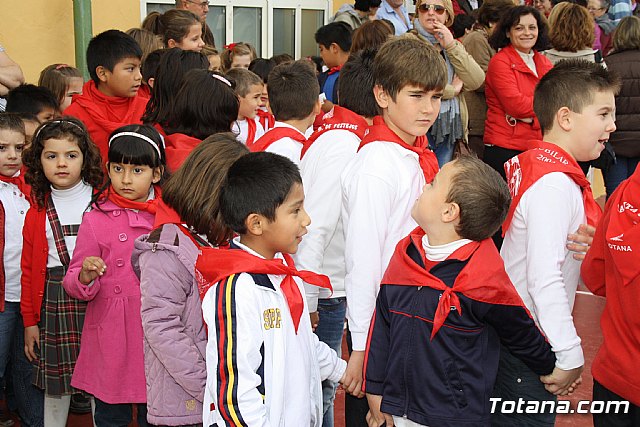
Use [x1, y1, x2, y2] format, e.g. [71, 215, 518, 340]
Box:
[37, 64, 82, 107]
[415, 0, 455, 27]
[220, 42, 257, 72]
[126, 28, 163, 62]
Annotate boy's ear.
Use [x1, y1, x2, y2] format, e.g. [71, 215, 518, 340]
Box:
[330, 42, 340, 54]
[244, 213, 264, 237]
[96, 66, 109, 83]
[442, 202, 460, 224]
[373, 85, 389, 109]
[313, 99, 322, 116]
[167, 39, 178, 49]
[556, 106, 573, 132]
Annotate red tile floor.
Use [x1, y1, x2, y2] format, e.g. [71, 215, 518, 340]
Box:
[3, 291, 605, 427]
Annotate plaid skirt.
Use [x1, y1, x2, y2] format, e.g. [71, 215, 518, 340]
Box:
[33, 266, 88, 396]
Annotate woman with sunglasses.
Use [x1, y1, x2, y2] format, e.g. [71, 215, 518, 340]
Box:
[483, 6, 552, 183]
[411, 0, 485, 166]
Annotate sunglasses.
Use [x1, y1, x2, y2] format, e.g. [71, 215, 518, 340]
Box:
[418, 3, 447, 14]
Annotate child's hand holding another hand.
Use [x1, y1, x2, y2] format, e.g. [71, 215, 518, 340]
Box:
[79, 256, 107, 285]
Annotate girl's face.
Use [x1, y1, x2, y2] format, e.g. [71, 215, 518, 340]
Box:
[231, 54, 252, 69]
[41, 137, 84, 190]
[208, 54, 221, 72]
[173, 23, 205, 52]
[108, 162, 162, 203]
[60, 77, 84, 112]
[508, 14, 539, 53]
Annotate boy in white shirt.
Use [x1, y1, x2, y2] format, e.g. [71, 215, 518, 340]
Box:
[339, 35, 446, 425]
[249, 60, 321, 165]
[198, 152, 347, 427]
[226, 67, 266, 146]
[494, 59, 620, 426]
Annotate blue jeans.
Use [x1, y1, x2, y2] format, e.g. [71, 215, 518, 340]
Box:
[491, 345, 556, 426]
[604, 156, 640, 198]
[94, 398, 151, 427]
[428, 133, 455, 168]
[0, 302, 44, 427]
[314, 297, 346, 427]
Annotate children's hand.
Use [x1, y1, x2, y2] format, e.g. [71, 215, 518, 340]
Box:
[79, 256, 107, 285]
[24, 325, 39, 362]
[309, 311, 320, 331]
[540, 366, 583, 396]
[432, 21, 455, 49]
[366, 394, 394, 426]
[567, 224, 596, 261]
[341, 350, 365, 398]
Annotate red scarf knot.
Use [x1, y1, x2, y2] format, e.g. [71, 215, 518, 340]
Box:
[433, 287, 462, 340]
[106, 185, 161, 214]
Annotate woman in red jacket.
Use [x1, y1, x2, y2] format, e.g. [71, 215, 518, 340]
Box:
[483, 6, 553, 180]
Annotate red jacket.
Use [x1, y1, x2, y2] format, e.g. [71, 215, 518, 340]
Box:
[484, 45, 553, 151]
[20, 205, 48, 327]
[581, 185, 640, 406]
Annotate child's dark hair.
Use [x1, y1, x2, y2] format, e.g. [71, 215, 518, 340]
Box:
[446, 156, 511, 241]
[162, 132, 249, 245]
[350, 20, 394, 53]
[452, 13, 476, 39]
[355, 0, 382, 11]
[267, 60, 320, 121]
[225, 68, 263, 97]
[86, 30, 143, 85]
[338, 48, 379, 118]
[489, 6, 549, 51]
[141, 48, 167, 85]
[23, 117, 104, 209]
[37, 64, 83, 107]
[315, 22, 353, 53]
[5, 84, 59, 117]
[221, 152, 302, 234]
[92, 124, 167, 206]
[271, 53, 294, 65]
[249, 58, 276, 84]
[374, 36, 447, 102]
[143, 9, 201, 47]
[142, 48, 209, 126]
[0, 113, 26, 136]
[163, 70, 239, 140]
[534, 59, 620, 134]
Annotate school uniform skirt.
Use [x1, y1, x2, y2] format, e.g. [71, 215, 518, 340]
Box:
[33, 266, 88, 396]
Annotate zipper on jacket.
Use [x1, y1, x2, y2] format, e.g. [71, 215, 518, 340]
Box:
[151, 243, 157, 253]
[404, 286, 422, 416]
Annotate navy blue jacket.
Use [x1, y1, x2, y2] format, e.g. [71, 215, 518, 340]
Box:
[364, 239, 556, 426]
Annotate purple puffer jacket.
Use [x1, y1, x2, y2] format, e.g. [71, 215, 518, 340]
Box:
[132, 223, 207, 426]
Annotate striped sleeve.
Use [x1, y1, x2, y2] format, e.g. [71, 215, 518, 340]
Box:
[213, 273, 268, 427]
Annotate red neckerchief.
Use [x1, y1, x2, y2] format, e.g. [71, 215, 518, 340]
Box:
[358, 116, 439, 183]
[301, 106, 369, 158]
[196, 246, 332, 333]
[257, 109, 275, 131]
[328, 65, 342, 75]
[503, 141, 601, 236]
[382, 227, 525, 338]
[248, 125, 306, 153]
[106, 185, 161, 214]
[137, 84, 151, 100]
[164, 132, 202, 172]
[0, 169, 31, 203]
[153, 198, 182, 228]
[603, 169, 640, 286]
[245, 118, 257, 146]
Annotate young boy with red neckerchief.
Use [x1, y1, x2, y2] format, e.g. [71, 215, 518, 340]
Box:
[65, 30, 147, 163]
[339, 36, 444, 425]
[197, 152, 348, 427]
[294, 48, 377, 427]
[248, 60, 321, 165]
[365, 156, 556, 427]
[493, 59, 620, 427]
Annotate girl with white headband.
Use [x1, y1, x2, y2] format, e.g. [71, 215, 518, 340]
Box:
[61, 124, 166, 426]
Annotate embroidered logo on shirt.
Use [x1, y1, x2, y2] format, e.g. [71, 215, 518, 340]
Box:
[186, 399, 196, 411]
[263, 308, 282, 330]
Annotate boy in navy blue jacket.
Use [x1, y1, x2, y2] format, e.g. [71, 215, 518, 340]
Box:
[364, 156, 557, 427]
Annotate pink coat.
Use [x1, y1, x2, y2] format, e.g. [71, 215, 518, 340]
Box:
[63, 200, 154, 403]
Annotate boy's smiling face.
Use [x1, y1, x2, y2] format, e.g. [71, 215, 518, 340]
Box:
[374, 83, 442, 146]
[567, 90, 616, 162]
[97, 56, 142, 98]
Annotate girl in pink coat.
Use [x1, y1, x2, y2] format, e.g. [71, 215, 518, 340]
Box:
[63, 124, 166, 426]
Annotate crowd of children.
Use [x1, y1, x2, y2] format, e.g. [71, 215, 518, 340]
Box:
[0, 1, 637, 427]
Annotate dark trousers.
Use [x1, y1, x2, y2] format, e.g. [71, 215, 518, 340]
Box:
[593, 380, 640, 427]
[345, 328, 368, 427]
[94, 398, 151, 427]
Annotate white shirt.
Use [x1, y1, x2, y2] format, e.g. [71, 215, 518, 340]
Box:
[501, 172, 585, 369]
[233, 117, 265, 145]
[294, 129, 361, 311]
[340, 141, 425, 351]
[264, 122, 307, 166]
[46, 180, 92, 267]
[0, 178, 30, 301]
[422, 235, 473, 262]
